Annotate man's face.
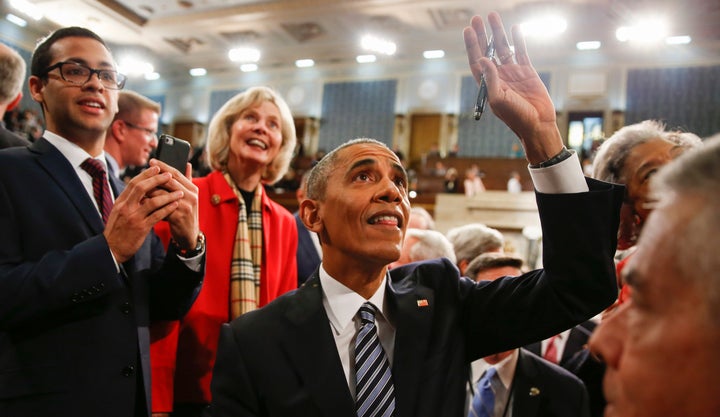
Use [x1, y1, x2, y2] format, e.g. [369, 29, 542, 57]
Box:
[589, 196, 720, 417]
[119, 108, 159, 167]
[310, 143, 410, 270]
[29, 36, 119, 142]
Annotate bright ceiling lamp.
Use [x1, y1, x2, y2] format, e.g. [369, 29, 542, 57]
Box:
[9, 0, 42, 21]
[616, 17, 668, 43]
[361, 35, 396, 55]
[520, 15, 567, 38]
[229, 47, 260, 63]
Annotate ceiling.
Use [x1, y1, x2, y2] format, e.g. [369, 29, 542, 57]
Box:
[4, 0, 720, 81]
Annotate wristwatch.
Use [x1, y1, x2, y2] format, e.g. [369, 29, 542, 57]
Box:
[173, 231, 205, 258]
[529, 146, 574, 169]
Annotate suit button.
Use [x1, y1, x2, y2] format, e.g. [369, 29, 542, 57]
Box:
[120, 302, 131, 314]
[122, 365, 135, 377]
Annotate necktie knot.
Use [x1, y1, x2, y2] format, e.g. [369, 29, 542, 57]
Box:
[81, 157, 106, 178]
[469, 367, 497, 417]
[358, 302, 377, 326]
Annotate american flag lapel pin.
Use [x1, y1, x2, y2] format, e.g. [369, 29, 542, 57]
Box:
[417, 299, 429, 307]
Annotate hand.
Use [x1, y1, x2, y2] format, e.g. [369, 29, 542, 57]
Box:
[148, 159, 200, 251]
[463, 12, 563, 164]
[104, 166, 184, 263]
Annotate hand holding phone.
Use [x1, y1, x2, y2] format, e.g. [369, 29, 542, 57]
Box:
[156, 134, 191, 173]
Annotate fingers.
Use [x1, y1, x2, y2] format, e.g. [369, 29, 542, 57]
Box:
[488, 12, 512, 65]
[149, 158, 197, 192]
[511, 25, 531, 66]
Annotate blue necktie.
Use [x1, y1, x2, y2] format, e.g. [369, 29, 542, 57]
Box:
[469, 367, 497, 417]
[355, 302, 395, 417]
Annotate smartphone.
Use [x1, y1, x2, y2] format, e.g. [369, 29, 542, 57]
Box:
[156, 134, 191, 172]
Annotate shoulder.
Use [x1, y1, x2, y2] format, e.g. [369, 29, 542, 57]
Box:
[519, 349, 585, 387]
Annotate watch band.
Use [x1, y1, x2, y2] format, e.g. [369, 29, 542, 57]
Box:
[173, 231, 205, 258]
[529, 146, 574, 169]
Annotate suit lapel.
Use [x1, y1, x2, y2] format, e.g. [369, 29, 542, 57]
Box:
[387, 268, 435, 417]
[282, 274, 355, 416]
[32, 138, 104, 234]
[511, 349, 541, 417]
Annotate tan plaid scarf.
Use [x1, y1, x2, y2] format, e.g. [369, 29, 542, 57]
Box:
[224, 172, 264, 319]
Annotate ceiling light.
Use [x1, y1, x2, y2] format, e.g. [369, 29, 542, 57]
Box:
[6, 13, 27, 27]
[576, 41, 601, 51]
[520, 15, 567, 38]
[616, 17, 668, 43]
[361, 35, 396, 55]
[189, 68, 207, 76]
[117, 57, 154, 77]
[228, 47, 260, 63]
[240, 63, 258, 72]
[295, 59, 315, 68]
[144, 72, 160, 81]
[356, 54, 377, 64]
[666, 35, 691, 45]
[423, 50, 445, 59]
[9, 0, 43, 21]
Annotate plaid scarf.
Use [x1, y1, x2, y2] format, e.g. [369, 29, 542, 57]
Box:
[224, 172, 263, 319]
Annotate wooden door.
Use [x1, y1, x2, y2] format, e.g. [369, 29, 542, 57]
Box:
[409, 114, 442, 168]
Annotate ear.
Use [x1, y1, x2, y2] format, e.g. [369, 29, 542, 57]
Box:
[109, 120, 125, 143]
[300, 198, 322, 234]
[458, 259, 469, 276]
[7, 92, 22, 111]
[28, 76, 44, 104]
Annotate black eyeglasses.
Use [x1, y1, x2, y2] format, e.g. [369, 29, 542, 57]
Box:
[41, 61, 127, 90]
[121, 120, 157, 138]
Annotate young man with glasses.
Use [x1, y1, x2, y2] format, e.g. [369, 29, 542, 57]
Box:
[104, 90, 161, 180]
[0, 27, 205, 417]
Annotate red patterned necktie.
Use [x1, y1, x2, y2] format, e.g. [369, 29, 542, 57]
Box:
[81, 158, 113, 223]
[543, 335, 559, 364]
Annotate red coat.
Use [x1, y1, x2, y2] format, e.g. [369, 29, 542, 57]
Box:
[150, 170, 298, 411]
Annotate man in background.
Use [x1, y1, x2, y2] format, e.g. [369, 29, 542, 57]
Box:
[446, 222, 504, 275]
[104, 90, 160, 179]
[0, 43, 31, 149]
[466, 252, 590, 417]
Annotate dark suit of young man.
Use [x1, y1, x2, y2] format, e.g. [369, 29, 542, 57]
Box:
[0, 139, 204, 417]
[507, 349, 590, 417]
[208, 177, 623, 417]
[524, 320, 597, 367]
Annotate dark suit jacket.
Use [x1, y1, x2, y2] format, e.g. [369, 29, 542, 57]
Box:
[0, 124, 30, 149]
[294, 212, 321, 285]
[207, 178, 623, 417]
[510, 349, 590, 417]
[0, 138, 204, 417]
[524, 320, 596, 367]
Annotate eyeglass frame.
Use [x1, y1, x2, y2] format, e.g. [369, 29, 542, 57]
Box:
[120, 120, 158, 138]
[40, 61, 127, 90]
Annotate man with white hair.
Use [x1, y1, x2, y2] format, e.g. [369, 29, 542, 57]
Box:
[0, 43, 30, 149]
[446, 223, 504, 275]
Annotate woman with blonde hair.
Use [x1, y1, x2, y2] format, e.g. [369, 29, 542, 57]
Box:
[151, 86, 298, 417]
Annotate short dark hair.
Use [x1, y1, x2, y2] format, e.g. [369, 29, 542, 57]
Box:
[465, 252, 524, 281]
[31, 27, 109, 78]
[305, 138, 389, 201]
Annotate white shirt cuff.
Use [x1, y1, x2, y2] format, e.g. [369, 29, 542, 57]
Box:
[528, 152, 589, 194]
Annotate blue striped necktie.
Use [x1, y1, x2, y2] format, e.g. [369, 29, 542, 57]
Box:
[469, 367, 497, 417]
[355, 302, 395, 417]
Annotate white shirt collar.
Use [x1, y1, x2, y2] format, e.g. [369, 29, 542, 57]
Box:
[319, 264, 389, 336]
[43, 130, 109, 170]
